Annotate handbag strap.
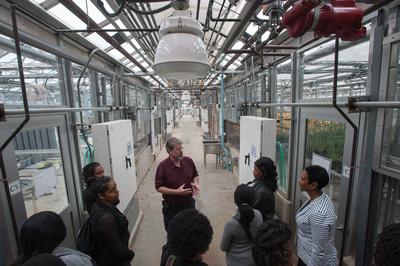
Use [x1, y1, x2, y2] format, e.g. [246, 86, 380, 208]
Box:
[166, 255, 177, 266]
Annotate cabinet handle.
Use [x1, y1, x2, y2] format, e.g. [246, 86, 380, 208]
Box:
[244, 153, 250, 165]
[125, 156, 132, 169]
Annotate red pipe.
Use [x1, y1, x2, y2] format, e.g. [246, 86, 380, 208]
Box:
[281, 0, 319, 37]
[282, 0, 366, 41]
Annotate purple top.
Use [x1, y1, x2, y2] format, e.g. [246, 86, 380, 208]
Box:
[155, 156, 199, 204]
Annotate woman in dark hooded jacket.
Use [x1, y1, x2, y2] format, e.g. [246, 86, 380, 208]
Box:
[247, 157, 278, 221]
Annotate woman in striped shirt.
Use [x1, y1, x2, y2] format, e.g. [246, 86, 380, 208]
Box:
[296, 165, 338, 266]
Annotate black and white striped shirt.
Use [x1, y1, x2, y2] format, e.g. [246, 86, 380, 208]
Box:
[296, 193, 338, 266]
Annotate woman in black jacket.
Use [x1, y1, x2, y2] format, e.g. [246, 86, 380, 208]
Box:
[90, 176, 134, 266]
[247, 157, 278, 221]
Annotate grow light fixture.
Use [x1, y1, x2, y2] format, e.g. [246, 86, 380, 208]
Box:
[153, 10, 211, 79]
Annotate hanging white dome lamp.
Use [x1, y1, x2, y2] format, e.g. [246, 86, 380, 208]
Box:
[153, 7, 211, 79]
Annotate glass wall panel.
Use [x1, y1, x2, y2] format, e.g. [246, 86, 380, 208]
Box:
[225, 120, 240, 150]
[382, 43, 400, 171]
[126, 85, 137, 106]
[71, 62, 95, 124]
[248, 79, 262, 116]
[13, 127, 69, 217]
[98, 73, 114, 120]
[276, 62, 292, 191]
[135, 90, 150, 154]
[0, 34, 63, 105]
[300, 39, 369, 99]
[304, 119, 346, 211]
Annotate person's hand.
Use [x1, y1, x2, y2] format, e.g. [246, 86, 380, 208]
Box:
[175, 184, 192, 195]
[191, 182, 200, 196]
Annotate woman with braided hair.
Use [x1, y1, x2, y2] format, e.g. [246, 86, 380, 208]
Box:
[252, 219, 295, 266]
[247, 157, 278, 221]
[82, 162, 105, 214]
[220, 184, 263, 266]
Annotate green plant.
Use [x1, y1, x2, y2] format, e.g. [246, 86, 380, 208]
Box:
[305, 120, 346, 171]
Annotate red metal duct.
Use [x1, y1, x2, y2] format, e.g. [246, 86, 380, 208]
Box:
[282, 0, 366, 41]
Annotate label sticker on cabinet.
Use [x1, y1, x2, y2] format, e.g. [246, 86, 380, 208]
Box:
[250, 144, 257, 158]
[9, 180, 21, 196]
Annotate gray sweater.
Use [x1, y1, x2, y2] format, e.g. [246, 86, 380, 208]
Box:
[52, 246, 94, 266]
[220, 209, 263, 266]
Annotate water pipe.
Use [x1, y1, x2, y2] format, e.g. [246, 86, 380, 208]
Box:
[220, 74, 229, 169]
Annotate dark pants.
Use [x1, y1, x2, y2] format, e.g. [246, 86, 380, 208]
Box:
[298, 258, 307, 266]
[162, 198, 195, 231]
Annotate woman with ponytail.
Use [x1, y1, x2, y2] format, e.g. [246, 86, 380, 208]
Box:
[248, 157, 278, 221]
[220, 184, 263, 266]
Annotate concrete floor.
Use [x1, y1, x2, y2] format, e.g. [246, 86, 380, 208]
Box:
[132, 115, 238, 265]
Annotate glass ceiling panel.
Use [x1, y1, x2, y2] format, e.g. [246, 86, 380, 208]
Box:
[73, 0, 106, 24]
[227, 64, 236, 71]
[232, 40, 244, 50]
[121, 43, 136, 54]
[115, 19, 126, 30]
[133, 66, 141, 72]
[262, 31, 270, 42]
[48, 4, 86, 29]
[97, 1, 114, 15]
[232, 59, 241, 66]
[121, 58, 130, 64]
[142, 61, 149, 68]
[30, 0, 47, 4]
[103, 23, 117, 36]
[257, 10, 268, 20]
[0, 53, 16, 63]
[246, 23, 258, 35]
[131, 39, 140, 49]
[85, 33, 110, 50]
[107, 49, 124, 60]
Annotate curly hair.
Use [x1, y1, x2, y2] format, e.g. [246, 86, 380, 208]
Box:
[167, 209, 213, 260]
[254, 157, 278, 192]
[82, 162, 101, 186]
[252, 219, 292, 266]
[374, 223, 400, 266]
[90, 176, 113, 198]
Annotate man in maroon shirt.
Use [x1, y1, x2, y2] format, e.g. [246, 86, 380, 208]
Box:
[155, 137, 200, 231]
